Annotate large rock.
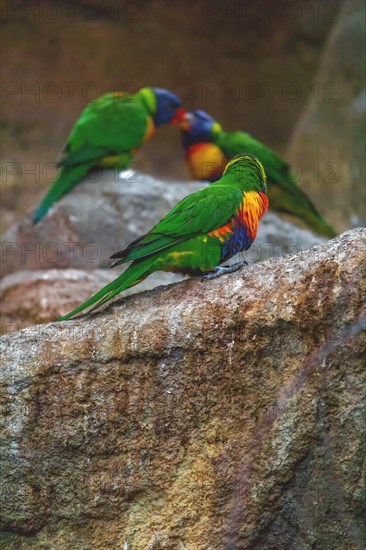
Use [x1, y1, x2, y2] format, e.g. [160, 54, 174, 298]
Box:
[0, 171, 326, 333]
[0, 171, 203, 276]
[287, 0, 366, 232]
[1, 170, 325, 278]
[1, 229, 365, 549]
[0, 268, 186, 334]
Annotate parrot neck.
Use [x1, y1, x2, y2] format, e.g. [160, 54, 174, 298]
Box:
[138, 87, 157, 115]
[220, 156, 267, 194]
[182, 121, 222, 149]
[220, 170, 267, 194]
[182, 130, 216, 149]
[182, 133, 208, 148]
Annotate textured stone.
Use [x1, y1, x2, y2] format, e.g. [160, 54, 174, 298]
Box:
[1, 170, 325, 279]
[1, 228, 365, 549]
[0, 171, 327, 333]
[0, 268, 185, 334]
[0, 171, 203, 276]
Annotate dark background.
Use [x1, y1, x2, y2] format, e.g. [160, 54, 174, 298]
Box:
[1, 0, 365, 232]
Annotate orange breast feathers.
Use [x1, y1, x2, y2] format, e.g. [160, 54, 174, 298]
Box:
[209, 191, 268, 242]
[186, 143, 228, 180]
[240, 191, 269, 239]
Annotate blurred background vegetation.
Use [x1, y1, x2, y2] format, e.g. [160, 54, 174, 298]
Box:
[1, 0, 365, 232]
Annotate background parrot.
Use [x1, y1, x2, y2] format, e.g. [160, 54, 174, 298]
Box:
[59, 153, 268, 321]
[33, 87, 186, 223]
[181, 110, 336, 238]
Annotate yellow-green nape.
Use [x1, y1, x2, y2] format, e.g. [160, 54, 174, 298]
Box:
[252, 156, 267, 184]
[139, 87, 157, 113]
[224, 154, 267, 183]
[212, 121, 223, 135]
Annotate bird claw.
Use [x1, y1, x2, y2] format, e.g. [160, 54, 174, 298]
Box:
[202, 260, 248, 281]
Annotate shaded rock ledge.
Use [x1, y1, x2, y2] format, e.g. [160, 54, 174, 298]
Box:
[0, 170, 326, 334]
[0, 269, 186, 334]
[1, 170, 325, 277]
[0, 229, 365, 549]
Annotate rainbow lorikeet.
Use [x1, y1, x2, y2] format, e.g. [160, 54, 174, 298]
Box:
[59, 154, 268, 321]
[33, 87, 186, 224]
[181, 110, 336, 238]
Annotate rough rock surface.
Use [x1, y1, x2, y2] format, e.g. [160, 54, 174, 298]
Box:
[0, 171, 326, 333]
[0, 171, 202, 275]
[287, 0, 366, 232]
[1, 229, 365, 549]
[0, 268, 186, 334]
[1, 170, 325, 278]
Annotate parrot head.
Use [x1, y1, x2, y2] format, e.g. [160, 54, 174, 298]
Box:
[223, 153, 267, 194]
[150, 88, 187, 127]
[181, 110, 223, 148]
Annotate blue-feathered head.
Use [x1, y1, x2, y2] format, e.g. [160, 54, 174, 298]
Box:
[181, 110, 222, 148]
[151, 88, 186, 127]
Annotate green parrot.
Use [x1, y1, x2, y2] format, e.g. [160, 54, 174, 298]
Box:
[33, 87, 186, 223]
[181, 110, 336, 238]
[59, 154, 269, 321]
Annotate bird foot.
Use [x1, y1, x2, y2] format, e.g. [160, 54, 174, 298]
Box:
[202, 260, 248, 281]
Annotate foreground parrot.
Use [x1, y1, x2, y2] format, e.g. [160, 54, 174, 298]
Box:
[59, 153, 268, 320]
[181, 110, 336, 238]
[33, 87, 186, 223]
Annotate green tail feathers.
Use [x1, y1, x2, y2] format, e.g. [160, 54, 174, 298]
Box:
[58, 260, 153, 321]
[33, 164, 90, 224]
[267, 185, 337, 239]
[302, 214, 336, 239]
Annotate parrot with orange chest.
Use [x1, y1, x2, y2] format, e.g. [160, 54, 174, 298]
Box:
[33, 87, 187, 224]
[182, 110, 336, 238]
[59, 154, 268, 320]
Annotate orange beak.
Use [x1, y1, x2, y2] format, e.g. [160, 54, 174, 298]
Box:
[171, 107, 190, 129]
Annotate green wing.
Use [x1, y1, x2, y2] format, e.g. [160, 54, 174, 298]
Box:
[59, 94, 149, 167]
[111, 184, 243, 265]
